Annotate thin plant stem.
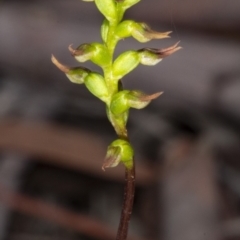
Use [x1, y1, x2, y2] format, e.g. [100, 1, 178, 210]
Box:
[116, 160, 135, 240]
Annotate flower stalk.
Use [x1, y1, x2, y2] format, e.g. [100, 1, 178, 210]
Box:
[52, 1, 180, 239]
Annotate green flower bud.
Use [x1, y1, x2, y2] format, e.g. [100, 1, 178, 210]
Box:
[101, 19, 109, 43]
[51, 55, 90, 84]
[69, 43, 111, 68]
[110, 90, 162, 115]
[116, 20, 171, 42]
[138, 41, 182, 65]
[84, 73, 109, 102]
[112, 51, 140, 79]
[102, 139, 134, 170]
[95, 0, 117, 22]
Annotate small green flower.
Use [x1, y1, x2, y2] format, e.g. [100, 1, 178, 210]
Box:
[69, 43, 111, 68]
[51, 55, 90, 84]
[102, 139, 134, 170]
[116, 20, 171, 42]
[110, 90, 163, 115]
[138, 42, 182, 65]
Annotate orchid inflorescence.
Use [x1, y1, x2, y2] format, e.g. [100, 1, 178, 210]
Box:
[52, 0, 181, 172]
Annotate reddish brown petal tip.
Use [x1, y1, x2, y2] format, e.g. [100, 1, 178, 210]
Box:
[68, 44, 83, 56]
[159, 41, 182, 57]
[147, 30, 172, 39]
[68, 44, 76, 55]
[102, 156, 116, 171]
[139, 91, 163, 101]
[51, 55, 70, 73]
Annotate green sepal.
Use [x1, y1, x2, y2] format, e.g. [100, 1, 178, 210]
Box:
[102, 139, 134, 170]
[91, 43, 111, 67]
[66, 68, 90, 84]
[112, 51, 140, 79]
[127, 90, 162, 108]
[95, 0, 117, 22]
[110, 90, 129, 115]
[85, 73, 109, 102]
[70, 44, 95, 62]
[69, 43, 111, 68]
[138, 49, 162, 66]
[106, 106, 128, 138]
[115, 20, 134, 38]
[112, 139, 134, 169]
[131, 22, 151, 42]
[116, 20, 149, 42]
[101, 19, 109, 43]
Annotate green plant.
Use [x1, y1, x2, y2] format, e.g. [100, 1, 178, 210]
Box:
[52, 0, 180, 239]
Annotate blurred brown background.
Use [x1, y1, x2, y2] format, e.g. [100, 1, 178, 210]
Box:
[0, 0, 240, 240]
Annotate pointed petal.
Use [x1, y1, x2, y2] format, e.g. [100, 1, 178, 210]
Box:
[158, 41, 182, 57]
[102, 146, 121, 170]
[139, 91, 163, 101]
[51, 55, 70, 73]
[143, 24, 172, 39]
[68, 44, 83, 56]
